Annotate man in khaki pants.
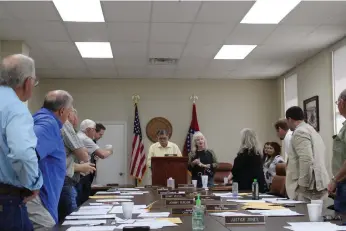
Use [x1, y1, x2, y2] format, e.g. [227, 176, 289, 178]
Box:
[285, 106, 329, 202]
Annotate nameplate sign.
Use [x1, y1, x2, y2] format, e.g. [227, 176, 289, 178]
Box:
[206, 204, 237, 212]
[166, 199, 194, 206]
[144, 185, 159, 189]
[178, 184, 194, 188]
[225, 216, 265, 225]
[171, 207, 193, 215]
[161, 194, 186, 199]
[157, 188, 169, 194]
[195, 195, 221, 201]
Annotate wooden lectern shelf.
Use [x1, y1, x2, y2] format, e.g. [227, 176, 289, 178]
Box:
[151, 157, 188, 186]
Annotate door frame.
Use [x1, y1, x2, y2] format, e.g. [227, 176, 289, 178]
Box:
[98, 121, 128, 184]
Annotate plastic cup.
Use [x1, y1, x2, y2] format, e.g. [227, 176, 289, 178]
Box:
[201, 175, 208, 188]
[192, 180, 197, 188]
[121, 202, 134, 219]
[307, 204, 321, 222]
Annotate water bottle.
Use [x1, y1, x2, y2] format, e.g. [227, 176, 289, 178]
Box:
[252, 179, 259, 200]
[192, 194, 205, 230]
[232, 182, 238, 197]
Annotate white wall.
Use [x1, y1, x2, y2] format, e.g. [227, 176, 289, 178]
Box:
[29, 78, 280, 185]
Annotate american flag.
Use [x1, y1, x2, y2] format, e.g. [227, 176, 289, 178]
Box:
[183, 103, 200, 156]
[130, 103, 146, 181]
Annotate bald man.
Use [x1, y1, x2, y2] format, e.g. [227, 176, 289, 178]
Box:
[0, 54, 42, 230]
[27, 90, 74, 229]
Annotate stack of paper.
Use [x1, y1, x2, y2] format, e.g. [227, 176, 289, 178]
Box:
[96, 199, 132, 202]
[70, 209, 110, 216]
[62, 220, 107, 226]
[227, 199, 266, 203]
[262, 198, 306, 204]
[89, 195, 134, 199]
[67, 226, 116, 231]
[210, 212, 250, 217]
[214, 193, 242, 198]
[96, 191, 120, 195]
[109, 205, 148, 214]
[284, 222, 346, 231]
[138, 212, 170, 218]
[114, 220, 177, 229]
[65, 214, 114, 220]
[247, 209, 303, 217]
[118, 188, 140, 191]
[79, 205, 113, 210]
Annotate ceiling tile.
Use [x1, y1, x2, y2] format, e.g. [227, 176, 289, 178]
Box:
[149, 43, 184, 59]
[22, 21, 70, 41]
[114, 56, 148, 68]
[302, 25, 346, 47]
[198, 70, 231, 79]
[39, 41, 79, 57]
[195, 1, 254, 23]
[147, 66, 175, 78]
[150, 23, 192, 43]
[49, 56, 86, 69]
[152, 2, 201, 23]
[177, 57, 210, 69]
[174, 69, 203, 79]
[111, 42, 147, 58]
[188, 24, 235, 45]
[281, 1, 346, 25]
[102, 1, 151, 22]
[108, 23, 149, 42]
[65, 22, 108, 42]
[4, 1, 60, 21]
[182, 43, 221, 59]
[264, 25, 318, 45]
[30, 55, 56, 69]
[208, 60, 241, 71]
[0, 20, 29, 40]
[84, 59, 115, 68]
[36, 68, 64, 79]
[60, 68, 89, 78]
[89, 68, 118, 78]
[226, 24, 277, 45]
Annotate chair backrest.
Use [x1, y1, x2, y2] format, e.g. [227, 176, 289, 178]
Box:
[276, 163, 286, 176]
[269, 175, 286, 197]
[214, 163, 233, 184]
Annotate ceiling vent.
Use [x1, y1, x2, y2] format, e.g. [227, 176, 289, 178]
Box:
[149, 58, 178, 65]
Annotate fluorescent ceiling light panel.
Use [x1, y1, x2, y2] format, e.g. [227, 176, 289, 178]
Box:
[214, 45, 257, 60]
[75, 42, 113, 58]
[53, 0, 104, 22]
[241, 0, 301, 24]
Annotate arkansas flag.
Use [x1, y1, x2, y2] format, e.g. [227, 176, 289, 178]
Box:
[183, 103, 200, 156]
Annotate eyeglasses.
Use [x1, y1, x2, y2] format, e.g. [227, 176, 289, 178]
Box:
[323, 215, 342, 221]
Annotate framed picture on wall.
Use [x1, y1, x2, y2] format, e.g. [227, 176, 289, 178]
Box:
[303, 96, 320, 132]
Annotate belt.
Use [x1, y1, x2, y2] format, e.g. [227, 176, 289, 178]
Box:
[0, 183, 33, 197]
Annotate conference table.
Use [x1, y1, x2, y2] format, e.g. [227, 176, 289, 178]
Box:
[52, 186, 342, 231]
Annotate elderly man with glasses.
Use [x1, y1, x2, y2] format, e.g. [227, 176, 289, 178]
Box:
[0, 54, 43, 230]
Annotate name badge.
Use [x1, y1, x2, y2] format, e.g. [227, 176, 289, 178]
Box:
[225, 216, 265, 225]
[206, 204, 237, 212]
[195, 195, 221, 201]
[166, 199, 194, 206]
[171, 207, 193, 215]
[161, 194, 186, 199]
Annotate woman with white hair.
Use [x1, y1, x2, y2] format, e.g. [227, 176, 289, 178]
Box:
[229, 128, 265, 192]
[188, 132, 218, 188]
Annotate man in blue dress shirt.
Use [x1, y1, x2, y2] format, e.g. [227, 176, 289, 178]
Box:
[26, 90, 73, 229]
[0, 54, 43, 231]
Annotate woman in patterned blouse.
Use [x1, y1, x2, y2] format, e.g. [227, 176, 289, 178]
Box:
[263, 142, 285, 189]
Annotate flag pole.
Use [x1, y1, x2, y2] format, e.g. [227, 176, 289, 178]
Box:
[132, 94, 140, 187]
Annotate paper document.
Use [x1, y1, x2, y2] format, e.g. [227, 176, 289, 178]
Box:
[214, 193, 242, 198]
[114, 220, 177, 229]
[157, 218, 182, 224]
[96, 191, 120, 195]
[79, 205, 113, 210]
[70, 209, 110, 216]
[89, 195, 134, 199]
[66, 226, 116, 231]
[247, 209, 303, 217]
[96, 199, 132, 202]
[118, 188, 140, 191]
[210, 212, 250, 217]
[227, 199, 266, 203]
[65, 214, 114, 220]
[263, 199, 305, 204]
[62, 220, 107, 226]
[138, 212, 170, 218]
[109, 205, 148, 214]
[285, 222, 346, 231]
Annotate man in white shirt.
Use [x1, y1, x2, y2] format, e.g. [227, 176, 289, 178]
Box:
[147, 129, 182, 169]
[274, 119, 292, 162]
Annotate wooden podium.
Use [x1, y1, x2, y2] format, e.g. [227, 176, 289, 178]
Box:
[151, 157, 188, 186]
